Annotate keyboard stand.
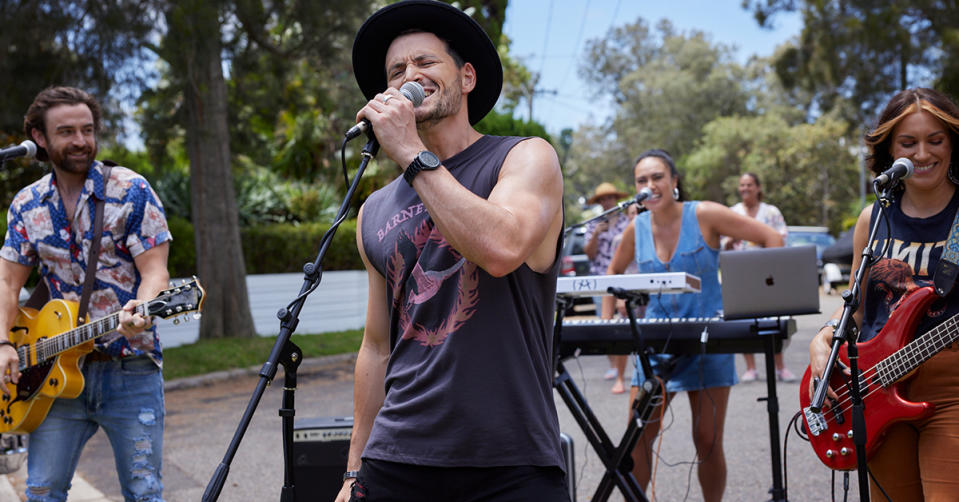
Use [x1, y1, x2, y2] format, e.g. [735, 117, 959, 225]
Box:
[755, 320, 787, 502]
[553, 290, 664, 502]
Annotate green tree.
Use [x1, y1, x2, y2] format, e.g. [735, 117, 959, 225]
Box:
[744, 0, 951, 123]
[685, 112, 858, 232]
[581, 19, 750, 163]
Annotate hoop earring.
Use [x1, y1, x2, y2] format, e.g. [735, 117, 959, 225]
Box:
[949, 163, 959, 185]
[672, 187, 680, 200]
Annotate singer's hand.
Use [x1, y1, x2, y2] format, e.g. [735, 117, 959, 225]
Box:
[596, 220, 609, 233]
[356, 87, 424, 167]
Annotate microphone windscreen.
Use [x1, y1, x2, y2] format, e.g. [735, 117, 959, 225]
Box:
[400, 82, 425, 107]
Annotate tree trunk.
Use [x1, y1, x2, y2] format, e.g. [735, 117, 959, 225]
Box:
[169, 0, 255, 339]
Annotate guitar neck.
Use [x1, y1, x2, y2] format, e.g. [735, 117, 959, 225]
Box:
[877, 313, 959, 386]
[36, 303, 149, 363]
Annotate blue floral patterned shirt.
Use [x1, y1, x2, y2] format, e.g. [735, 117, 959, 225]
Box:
[0, 161, 172, 365]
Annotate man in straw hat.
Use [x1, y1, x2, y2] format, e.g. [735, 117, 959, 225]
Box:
[584, 182, 631, 394]
[338, 1, 568, 501]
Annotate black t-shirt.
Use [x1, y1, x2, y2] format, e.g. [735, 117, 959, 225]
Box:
[861, 189, 959, 342]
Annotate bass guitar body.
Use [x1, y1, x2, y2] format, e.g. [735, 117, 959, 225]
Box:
[799, 286, 938, 471]
[1, 300, 91, 434]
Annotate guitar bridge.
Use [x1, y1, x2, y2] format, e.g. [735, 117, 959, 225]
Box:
[804, 406, 826, 436]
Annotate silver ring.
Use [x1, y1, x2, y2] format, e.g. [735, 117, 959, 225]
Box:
[382, 95, 394, 104]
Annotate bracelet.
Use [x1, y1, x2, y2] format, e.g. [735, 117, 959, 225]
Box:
[343, 470, 360, 482]
[0, 341, 15, 350]
[821, 319, 840, 332]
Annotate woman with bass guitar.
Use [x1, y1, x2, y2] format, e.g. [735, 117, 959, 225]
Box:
[807, 87, 959, 501]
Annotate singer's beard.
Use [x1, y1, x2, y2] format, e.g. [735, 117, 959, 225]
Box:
[416, 76, 463, 128]
[49, 144, 97, 175]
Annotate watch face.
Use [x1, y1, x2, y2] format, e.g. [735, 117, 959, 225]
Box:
[418, 151, 441, 169]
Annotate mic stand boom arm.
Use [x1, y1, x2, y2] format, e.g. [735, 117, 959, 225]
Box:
[564, 198, 643, 238]
[810, 180, 895, 502]
[202, 137, 380, 502]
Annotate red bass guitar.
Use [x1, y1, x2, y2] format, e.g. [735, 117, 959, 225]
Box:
[798, 285, 953, 471]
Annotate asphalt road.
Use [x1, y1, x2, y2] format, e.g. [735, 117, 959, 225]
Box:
[42, 291, 865, 501]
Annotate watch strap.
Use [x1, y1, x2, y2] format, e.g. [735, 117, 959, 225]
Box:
[343, 470, 360, 482]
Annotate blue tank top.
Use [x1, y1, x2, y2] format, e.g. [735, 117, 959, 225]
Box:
[359, 135, 565, 469]
[634, 201, 723, 318]
[861, 189, 959, 342]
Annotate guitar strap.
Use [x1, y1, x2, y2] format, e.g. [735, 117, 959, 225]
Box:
[934, 204, 959, 297]
[76, 163, 114, 324]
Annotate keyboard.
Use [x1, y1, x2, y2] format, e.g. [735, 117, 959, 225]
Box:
[558, 317, 796, 358]
[556, 272, 701, 297]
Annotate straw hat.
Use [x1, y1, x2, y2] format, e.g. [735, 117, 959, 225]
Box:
[587, 182, 629, 204]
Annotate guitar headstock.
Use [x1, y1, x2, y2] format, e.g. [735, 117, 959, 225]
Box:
[147, 277, 205, 321]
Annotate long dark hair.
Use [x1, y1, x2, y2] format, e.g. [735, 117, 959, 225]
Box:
[635, 148, 684, 200]
[865, 88, 959, 180]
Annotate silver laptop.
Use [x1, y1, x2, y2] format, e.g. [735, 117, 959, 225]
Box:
[720, 245, 820, 320]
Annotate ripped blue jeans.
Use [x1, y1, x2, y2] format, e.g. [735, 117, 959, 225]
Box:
[26, 356, 164, 502]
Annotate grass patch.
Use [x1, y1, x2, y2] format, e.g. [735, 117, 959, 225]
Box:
[161, 329, 363, 380]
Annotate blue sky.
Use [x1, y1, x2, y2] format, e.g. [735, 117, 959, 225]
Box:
[502, 1, 803, 134]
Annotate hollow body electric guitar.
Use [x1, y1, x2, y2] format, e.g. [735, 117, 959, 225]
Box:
[799, 285, 954, 470]
[0, 278, 205, 434]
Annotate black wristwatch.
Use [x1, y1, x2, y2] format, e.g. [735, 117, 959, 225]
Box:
[403, 150, 441, 186]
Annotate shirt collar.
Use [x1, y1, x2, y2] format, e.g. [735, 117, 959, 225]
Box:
[38, 160, 106, 202]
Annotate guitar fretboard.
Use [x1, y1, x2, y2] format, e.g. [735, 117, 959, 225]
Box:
[17, 303, 148, 371]
[876, 313, 959, 386]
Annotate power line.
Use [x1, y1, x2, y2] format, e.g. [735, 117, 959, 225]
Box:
[558, 0, 593, 86]
[537, 0, 555, 76]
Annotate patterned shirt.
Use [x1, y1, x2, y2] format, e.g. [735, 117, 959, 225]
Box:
[728, 201, 787, 250]
[1, 161, 171, 365]
[584, 211, 630, 275]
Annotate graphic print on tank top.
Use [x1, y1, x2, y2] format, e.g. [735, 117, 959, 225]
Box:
[387, 218, 479, 346]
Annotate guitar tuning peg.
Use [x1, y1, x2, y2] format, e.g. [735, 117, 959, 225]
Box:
[193, 313, 202, 320]
[172, 318, 180, 325]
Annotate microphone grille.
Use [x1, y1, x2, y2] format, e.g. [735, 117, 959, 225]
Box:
[20, 140, 36, 159]
[400, 81, 426, 107]
[892, 157, 914, 177]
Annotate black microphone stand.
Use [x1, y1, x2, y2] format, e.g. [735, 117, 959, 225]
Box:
[564, 196, 645, 238]
[810, 180, 897, 502]
[202, 135, 380, 501]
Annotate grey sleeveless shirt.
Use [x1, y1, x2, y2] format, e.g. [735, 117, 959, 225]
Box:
[360, 135, 564, 469]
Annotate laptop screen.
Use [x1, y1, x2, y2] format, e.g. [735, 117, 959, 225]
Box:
[719, 245, 821, 320]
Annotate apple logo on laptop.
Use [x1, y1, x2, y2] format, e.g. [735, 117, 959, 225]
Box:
[765, 275, 775, 286]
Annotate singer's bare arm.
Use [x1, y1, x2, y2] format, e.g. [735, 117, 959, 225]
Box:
[0, 259, 32, 392]
[335, 204, 390, 502]
[808, 204, 871, 401]
[409, 138, 564, 277]
[696, 201, 785, 250]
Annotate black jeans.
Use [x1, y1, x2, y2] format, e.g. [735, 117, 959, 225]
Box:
[350, 458, 570, 502]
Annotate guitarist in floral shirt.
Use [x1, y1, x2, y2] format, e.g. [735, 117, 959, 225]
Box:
[0, 86, 171, 502]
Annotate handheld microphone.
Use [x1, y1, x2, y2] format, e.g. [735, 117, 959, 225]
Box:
[0, 140, 37, 162]
[874, 158, 914, 187]
[345, 81, 426, 141]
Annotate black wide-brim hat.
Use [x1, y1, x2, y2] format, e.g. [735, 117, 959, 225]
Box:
[352, 0, 503, 125]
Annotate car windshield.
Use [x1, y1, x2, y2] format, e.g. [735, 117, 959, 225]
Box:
[787, 233, 834, 249]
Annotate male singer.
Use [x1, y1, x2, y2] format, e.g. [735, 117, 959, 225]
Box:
[335, 1, 568, 501]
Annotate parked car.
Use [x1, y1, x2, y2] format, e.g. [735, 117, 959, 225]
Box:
[821, 228, 854, 293]
[785, 226, 841, 293]
[561, 227, 590, 277]
[560, 227, 595, 315]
